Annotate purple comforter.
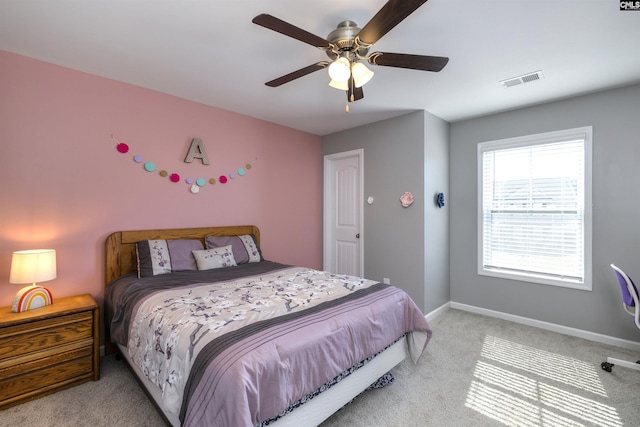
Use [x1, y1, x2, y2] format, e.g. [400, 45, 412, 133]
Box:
[105, 262, 431, 427]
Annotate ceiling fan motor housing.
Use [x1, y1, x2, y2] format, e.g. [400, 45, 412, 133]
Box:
[326, 21, 369, 59]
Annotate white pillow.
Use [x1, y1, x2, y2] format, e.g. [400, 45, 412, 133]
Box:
[192, 245, 237, 270]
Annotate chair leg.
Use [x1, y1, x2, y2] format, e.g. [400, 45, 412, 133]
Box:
[601, 361, 614, 372]
[602, 356, 640, 372]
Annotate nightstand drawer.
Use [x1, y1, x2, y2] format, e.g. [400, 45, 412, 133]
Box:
[0, 312, 93, 361]
[0, 345, 93, 405]
[0, 294, 99, 409]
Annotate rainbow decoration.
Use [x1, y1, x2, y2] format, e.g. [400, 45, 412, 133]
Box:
[110, 134, 255, 194]
[12, 286, 53, 313]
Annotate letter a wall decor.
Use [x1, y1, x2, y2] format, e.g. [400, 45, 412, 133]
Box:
[184, 138, 210, 165]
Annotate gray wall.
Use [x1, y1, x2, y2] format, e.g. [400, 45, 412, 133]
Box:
[450, 83, 640, 342]
[424, 112, 450, 311]
[322, 111, 450, 313]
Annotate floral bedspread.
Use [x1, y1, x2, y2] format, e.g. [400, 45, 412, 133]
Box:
[127, 266, 378, 418]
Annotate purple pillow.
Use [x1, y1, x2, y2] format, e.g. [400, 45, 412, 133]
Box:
[136, 239, 204, 277]
[205, 234, 262, 264]
[167, 239, 204, 271]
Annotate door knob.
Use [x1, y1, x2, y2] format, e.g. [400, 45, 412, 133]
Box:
[356, 233, 360, 239]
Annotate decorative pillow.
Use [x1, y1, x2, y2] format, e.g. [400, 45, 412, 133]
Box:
[136, 239, 204, 277]
[205, 234, 263, 264]
[192, 245, 237, 270]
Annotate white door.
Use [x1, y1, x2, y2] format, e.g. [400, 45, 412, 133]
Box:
[324, 149, 363, 276]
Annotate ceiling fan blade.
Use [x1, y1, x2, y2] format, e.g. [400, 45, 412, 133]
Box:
[356, 0, 429, 46]
[252, 14, 332, 49]
[347, 76, 364, 102]
[368, 52, 449, 72]
[265, 62, 329, 87]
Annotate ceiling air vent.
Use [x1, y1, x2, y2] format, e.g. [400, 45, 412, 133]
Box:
[500, 70, 544, 88]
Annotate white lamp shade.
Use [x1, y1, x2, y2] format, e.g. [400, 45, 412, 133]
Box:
[9, 249, 57, 284]
[328, 79, 349, 91]
[351, 62, 374, 88]
[328, 57, 351, 83]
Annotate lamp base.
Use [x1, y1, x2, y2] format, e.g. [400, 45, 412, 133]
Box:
[12, 285, 53, 313]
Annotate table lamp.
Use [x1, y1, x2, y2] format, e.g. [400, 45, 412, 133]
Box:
[9, 249, 56, 313]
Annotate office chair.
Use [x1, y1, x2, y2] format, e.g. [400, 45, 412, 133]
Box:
[601, 264, 640, 372]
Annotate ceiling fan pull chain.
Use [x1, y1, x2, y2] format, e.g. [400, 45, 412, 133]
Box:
[349, 76, 355, 103]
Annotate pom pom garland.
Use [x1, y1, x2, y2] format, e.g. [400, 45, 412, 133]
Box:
[109, 134, 254, 194]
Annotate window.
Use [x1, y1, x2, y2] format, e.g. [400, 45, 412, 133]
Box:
[478, 127, 592, 290]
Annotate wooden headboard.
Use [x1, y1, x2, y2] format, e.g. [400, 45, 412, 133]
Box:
[104, 225, 260, 287]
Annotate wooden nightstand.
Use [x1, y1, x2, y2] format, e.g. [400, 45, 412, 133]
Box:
[0, 294, 99, 409]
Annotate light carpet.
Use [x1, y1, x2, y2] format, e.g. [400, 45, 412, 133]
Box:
[3, 309, 639, 426]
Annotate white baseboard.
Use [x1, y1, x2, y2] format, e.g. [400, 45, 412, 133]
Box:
[450, 301, 640, 352]
[425, 302, 451, 322]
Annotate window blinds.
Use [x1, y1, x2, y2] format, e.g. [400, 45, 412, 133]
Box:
[480, 139, 586, 284]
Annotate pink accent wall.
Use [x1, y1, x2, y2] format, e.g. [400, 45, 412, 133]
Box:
[0, 51, 322, 330]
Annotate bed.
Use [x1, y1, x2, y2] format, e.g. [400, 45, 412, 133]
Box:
[104, 225, 432, 427]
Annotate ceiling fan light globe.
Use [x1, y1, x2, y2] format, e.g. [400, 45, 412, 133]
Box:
[328, 79, 349, 91]
[351, 62, 374, 88]
[328, 57, 351, 83]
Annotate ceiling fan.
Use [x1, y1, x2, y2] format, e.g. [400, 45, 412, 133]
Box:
[252, 0, 449, 109]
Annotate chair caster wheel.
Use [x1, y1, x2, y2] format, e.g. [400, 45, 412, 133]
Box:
[601, 362, 614, 372]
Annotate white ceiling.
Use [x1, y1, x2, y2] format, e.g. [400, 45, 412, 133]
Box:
[1, 0, 639, 136]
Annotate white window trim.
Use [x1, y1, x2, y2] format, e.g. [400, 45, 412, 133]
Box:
[477, 126, 593, 291]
